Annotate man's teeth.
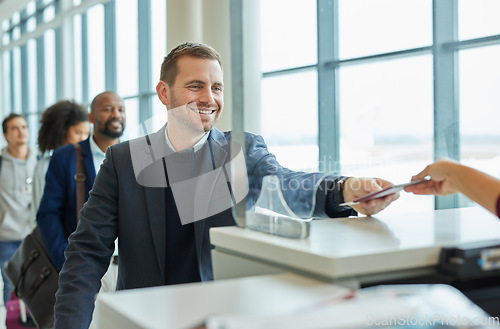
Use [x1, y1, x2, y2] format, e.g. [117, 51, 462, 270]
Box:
[192, 109, 213, 114]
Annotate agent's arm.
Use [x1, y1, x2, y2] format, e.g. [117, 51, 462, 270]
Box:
[405, 158, 500, 215]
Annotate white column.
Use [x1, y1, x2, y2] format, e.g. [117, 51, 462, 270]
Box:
[241, 0, 261, 135]
[166, 0, 203, 50]
[201, 0, 262, 134]
[201, 0, 232, 132]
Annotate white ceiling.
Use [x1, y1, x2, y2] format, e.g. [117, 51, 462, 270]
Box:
[0, 0, 32, 23]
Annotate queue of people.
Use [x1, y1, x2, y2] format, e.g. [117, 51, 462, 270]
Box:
[0, 42, 498, 329]
[0, 92, 126, 313]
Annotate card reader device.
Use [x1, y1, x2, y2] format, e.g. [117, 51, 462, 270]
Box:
[438, 239, 500, 280]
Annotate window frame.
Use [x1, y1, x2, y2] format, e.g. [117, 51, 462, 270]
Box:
[0, 0, 160, 147]
[251, 0, 500, 210]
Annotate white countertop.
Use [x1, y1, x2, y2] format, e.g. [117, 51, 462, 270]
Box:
[93, 273, 348, 329]
[210, 207, 500, 280]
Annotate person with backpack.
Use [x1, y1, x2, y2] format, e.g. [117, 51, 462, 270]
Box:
[0, 113, 37, 306]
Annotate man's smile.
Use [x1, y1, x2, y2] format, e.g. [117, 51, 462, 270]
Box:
[189, 107, 217, 116]
[107, 119, 124, 128]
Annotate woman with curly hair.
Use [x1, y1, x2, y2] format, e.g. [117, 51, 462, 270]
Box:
[32, 100, 90, 213]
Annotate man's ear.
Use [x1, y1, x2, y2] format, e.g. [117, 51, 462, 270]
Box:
[156, 81, 170, 106]
[88, 112, 95, 125]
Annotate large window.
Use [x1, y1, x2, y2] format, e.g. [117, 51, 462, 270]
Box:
[73, 13, 83, 102]
[338, 0, 432, 59]
[0, 0, 167, 147]
[2, 0, 499, 214]
[459, 44, 500, 200]
[44, 28, 57, 106]
[458, 0, 500, 40]
[86, 4, 105, 102]
[260, 0, 318, 172]
[259, 0, 500, 213]
[260, 0, 317, 72]
[0, 0, 61, 148]
[261, 70, 319, 172]
[339, 56, 434, 213]
[457, 1, 500, 206]
[116, 0, 138, 98]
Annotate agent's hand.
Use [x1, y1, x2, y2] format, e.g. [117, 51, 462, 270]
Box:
[404, 158, 459, 196]
[343, 177, 399, 216]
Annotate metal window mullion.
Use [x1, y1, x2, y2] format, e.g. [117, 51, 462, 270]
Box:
[104, 0, 116, 91]
[20, 46, 29, 114]
[9, 47, 16, 113]
[19, 11, 29, 116]
[230, 0, 244, 137]
[54, 26, 62, 101]
[229, 0, 246, 227]
[138, 0, 152, 124]
[262, 64, 317, 78]
[36, 1, 46, 112]
[452, 34, 500, 50]
[0, 26, 5, 115]
[7, 19, 13, 113]
[433, 0, 459, 209]
[317, 0, 339, 172]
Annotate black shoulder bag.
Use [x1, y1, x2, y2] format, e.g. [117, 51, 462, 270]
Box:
[4, 144, 86, 329]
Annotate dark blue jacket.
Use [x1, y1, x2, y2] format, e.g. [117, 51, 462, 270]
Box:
[36, 138, 96, 271]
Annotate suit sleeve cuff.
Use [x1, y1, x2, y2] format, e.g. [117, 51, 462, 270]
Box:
[324, 176, 357, 218]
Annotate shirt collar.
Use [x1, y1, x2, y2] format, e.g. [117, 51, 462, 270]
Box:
[164, 125, 211, 153]
[89, 134, 106, 156]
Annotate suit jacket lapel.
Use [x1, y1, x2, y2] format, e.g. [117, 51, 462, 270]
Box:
[141, 127, 168, 281]
[193, 129, 229, 268]
[144, 185, 166, 281]
[80, 138, 97, 193]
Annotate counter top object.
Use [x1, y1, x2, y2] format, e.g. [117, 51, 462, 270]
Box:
[93, 273, 348, 329]
[210, 207, 500, 286]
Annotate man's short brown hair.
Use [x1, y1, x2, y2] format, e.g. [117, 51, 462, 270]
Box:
[2, 113, 25, 133]
[160, 42, 222, 86]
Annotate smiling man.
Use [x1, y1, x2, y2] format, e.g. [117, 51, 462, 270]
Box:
[37, 91, 126, 274]
[54, 43, 398, 329]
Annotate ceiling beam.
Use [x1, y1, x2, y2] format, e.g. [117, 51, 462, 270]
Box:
[0, 0, 32, 23]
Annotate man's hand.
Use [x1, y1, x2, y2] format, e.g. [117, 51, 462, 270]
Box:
[343, 178, 399, 216]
